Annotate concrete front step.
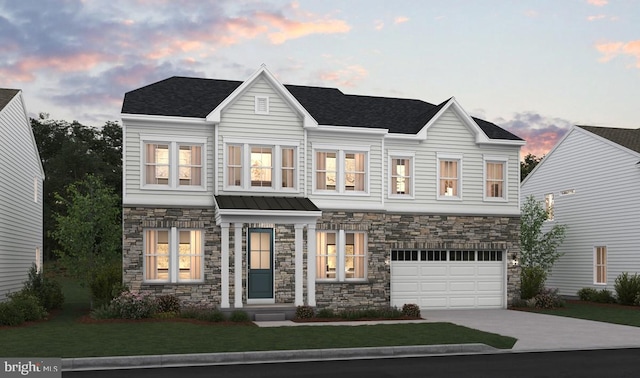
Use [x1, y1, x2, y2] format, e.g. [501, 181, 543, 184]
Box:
[254, 313, 287, 321]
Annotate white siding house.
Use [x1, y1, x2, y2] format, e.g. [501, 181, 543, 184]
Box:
[121, 66, 525, 315]
[0, 89, 45, 301]
[521, 125, 640, 297]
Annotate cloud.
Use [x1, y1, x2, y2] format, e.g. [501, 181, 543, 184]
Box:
[317, 65, 369, 88]
[587, 14, 606, 21]
[524, 10, 539, 18]
[374, 20, 384, 30]
[494, 112, 573, 158]
[262, 13, 351, 44]
[595, 40, 640, 68]
[587, 0, 608, 6]
[394, 16, 409, 24]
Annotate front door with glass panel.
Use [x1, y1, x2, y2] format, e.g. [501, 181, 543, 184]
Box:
[247, 229, 274, 299]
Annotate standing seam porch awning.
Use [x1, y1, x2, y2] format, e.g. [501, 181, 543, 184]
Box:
[213, 195, 322, 225]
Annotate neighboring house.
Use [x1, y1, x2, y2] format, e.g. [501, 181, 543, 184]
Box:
[521, 125, 640, 297]
[121, 65, 524, 315]
[0, 89, 45, 301]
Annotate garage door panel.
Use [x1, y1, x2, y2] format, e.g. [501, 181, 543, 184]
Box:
[391, 260, 504, 310]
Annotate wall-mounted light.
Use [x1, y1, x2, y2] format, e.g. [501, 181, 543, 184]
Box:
[511, 254, 519, 267]
[384, 258, 390, 266]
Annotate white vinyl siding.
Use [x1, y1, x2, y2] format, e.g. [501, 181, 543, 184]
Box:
[0, 91, 44, 301]
[521, 127, 640, 296]
[217, 77, 304, 196]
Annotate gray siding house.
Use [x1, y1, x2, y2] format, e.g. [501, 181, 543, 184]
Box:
[521, 125, 640, 296]
[121, 66, 524, 315]
[0, 89, 45, 301]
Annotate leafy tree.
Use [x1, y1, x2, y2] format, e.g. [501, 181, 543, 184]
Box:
[520, 153, 542, 181]
[520, 195, 567, 299]
[51, 175, 122, 308]
[30, 114, 122, 260]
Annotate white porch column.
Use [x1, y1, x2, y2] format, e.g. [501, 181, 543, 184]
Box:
[306, 223, 316, 306]
[234, 224, 243, 308]
[220, 223, 230, 308]
[294, 224, 304, 306]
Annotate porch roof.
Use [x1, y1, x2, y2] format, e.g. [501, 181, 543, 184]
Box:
[213, 195, 321, 225]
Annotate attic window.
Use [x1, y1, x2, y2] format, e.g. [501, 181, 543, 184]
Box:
[255, 96, 269, 114]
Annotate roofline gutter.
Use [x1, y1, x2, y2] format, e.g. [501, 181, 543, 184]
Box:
[121, 113, 215, 125]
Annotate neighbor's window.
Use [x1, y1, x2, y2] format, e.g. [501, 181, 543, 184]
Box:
[316, 231, 366, 281]
[143, 141, 204, 189]
[438, 156, 461, 198]
[144, 229, 203, 283]
[485, 160, 505, 199]
[595, 246, 607, 284]
[391, 157, 412, 196]
[545, 193, 555, 221]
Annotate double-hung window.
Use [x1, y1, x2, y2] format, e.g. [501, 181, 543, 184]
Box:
[314, 147, 368, 194]
[389, 153, 414, 197]
[545, 193, 555, 221]
[437, 153, 462, 199]
[594, 246, 607, 285]
[224, 141, 297, 191]
[142, 137, 205, 189]
[484, 156, 507, 201]
[144, 228, 204, 283]
[316, 231, 366, 281]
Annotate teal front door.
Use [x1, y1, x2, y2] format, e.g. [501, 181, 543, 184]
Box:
[247, 228, 274, 299]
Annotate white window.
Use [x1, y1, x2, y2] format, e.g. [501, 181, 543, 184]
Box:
[315, 149, 368, 194]
[594, 246, 607, 285]
[255, 96, 269, 114]
[437, 153, 462, 199]
[144, 228, 204, 283]
[316, 231, 366, 281]
[390, 154, 413, 197]
[142, 138, 205, 189]
[225, 142, 297, 191]
[484, 157, 507, 201]
[545, 193, 554, 221]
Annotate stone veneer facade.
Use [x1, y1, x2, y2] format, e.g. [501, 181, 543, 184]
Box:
[123, 207, 521, 310]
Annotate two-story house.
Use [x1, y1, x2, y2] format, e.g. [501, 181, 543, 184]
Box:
[121, 65, 524, 316]
[0, 89, 45, 301]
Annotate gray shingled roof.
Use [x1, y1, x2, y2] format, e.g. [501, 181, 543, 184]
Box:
[122, 76, 522, 140]
[578, 125, 640, 154]
[215, 195, 320, 212]
[0, 88, 19, 111]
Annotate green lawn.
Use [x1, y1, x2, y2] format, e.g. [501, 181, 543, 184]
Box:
[0, 279, 516, 358]
[525, 300, 640, 327]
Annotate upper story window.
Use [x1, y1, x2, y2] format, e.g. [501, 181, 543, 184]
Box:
[389, 153, 414, 197]
[255, 96, 269, 114]
[316, 231, 366, 281]
[594, 246, 607, 285]
[484, 156, 507, 201]
[314, 146, 369, 194]
[545, 193, 555, 221]
[225, 141, 297, 191]
[437, 153, 462, 199]
[142, 137, 205, 190]
[144, 228, 204, 283]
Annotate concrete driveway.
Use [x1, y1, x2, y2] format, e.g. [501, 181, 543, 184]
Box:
[425, 309, 640, 351]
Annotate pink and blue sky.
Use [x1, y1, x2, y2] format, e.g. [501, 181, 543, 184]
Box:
[1, 0, 638, 158]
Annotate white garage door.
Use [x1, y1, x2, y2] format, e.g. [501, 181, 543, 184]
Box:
[391, 249, 505, 310]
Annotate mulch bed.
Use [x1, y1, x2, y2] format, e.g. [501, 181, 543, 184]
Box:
[292, 316, 422, 323]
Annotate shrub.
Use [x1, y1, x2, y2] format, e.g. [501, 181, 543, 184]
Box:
[614, 272, 640, 306]
[8, 291, 47, 322]
[379, 306, 403, 318]
[198, 309, 226, 322]
[157, 295, 181, 313]
[295, 305, 315, 319]
[90, 303, 119, 319]
[401, 303, 421, 318]
[533, 288, 565, 309]
[520, 266, 547, 300]
[22, 264, 64, 311]
[594, 289, 616, 304]
[316, 308, 335, 318]
[90, 261, 123, 307]
[0, 301, 24, 326]
[110, 291, 157, 319]
[577, 287, 598, 302]
[229, 310, 250, 322]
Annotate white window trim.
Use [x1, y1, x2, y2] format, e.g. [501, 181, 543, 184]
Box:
[483, 155, 508, 202]
[593, 245, 607, 285]
[143, 227, 205, 284]
[316, 230, 367, 283]
[140, 135, 207, 191]
[255, 96, 269, 115]
[436, 152, 463, 201]
[223, 139, 299, 192]
[388, 151, 415, 199]
[312, 143, 371, 196]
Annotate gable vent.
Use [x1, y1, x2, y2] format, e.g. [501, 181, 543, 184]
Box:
[255, 96, 269, 114]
